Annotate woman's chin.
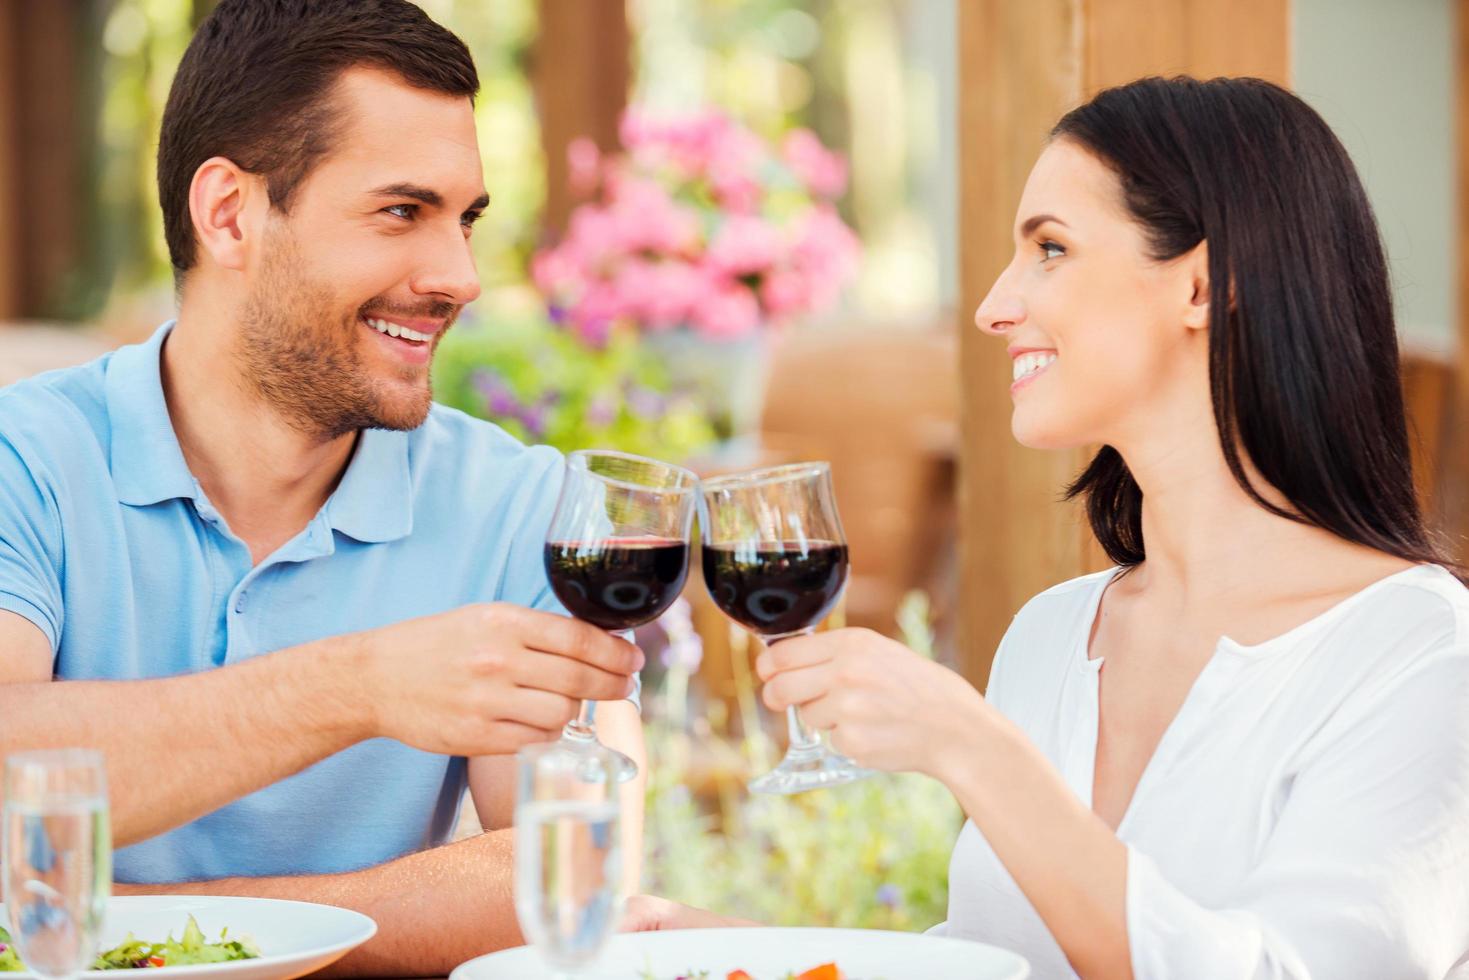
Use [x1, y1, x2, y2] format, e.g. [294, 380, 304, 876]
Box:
[1010, 414, 1087, 451]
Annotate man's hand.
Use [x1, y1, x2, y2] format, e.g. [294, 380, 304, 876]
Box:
[621, 895, 758, 932]
[358, 603, 643, 756]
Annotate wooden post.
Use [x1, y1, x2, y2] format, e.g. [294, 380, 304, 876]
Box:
[532, 0, 630, 237]
[0, 0, 21, 320]
[1451, 0, 1469, 563]
[0, 0, 83, 321]
[956, 0, 1290, 689]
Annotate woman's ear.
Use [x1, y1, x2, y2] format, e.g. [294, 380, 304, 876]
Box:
[188, 156, 264, 273]
[1182, 239, 1210, 332]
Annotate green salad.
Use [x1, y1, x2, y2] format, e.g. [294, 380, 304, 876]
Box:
[0, 915, 259, 971]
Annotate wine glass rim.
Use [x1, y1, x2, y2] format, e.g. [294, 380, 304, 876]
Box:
[699, 461, 831, 491]
[566, 449, 698, 495]
[4, 748, 105, 771]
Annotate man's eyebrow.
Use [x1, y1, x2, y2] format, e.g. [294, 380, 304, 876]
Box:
[368, 182, 491, 214]
[1018, 213, 1069, 238]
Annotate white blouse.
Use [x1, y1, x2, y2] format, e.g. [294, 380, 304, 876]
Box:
[937, 564, 1469, 979]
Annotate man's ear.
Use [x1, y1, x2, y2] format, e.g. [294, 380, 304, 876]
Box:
[188, 157, 263, 273]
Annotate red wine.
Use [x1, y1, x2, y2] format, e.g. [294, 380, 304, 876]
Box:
[545, 539, 691, 631]
[701, 541, 849, 637]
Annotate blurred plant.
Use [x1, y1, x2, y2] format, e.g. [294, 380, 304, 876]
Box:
[532, 107, 861, 347]
[642, 588, 962, 930]
[433, 308, 716, 459]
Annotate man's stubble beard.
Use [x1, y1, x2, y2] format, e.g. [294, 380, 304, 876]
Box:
[235, 231, 443, 441]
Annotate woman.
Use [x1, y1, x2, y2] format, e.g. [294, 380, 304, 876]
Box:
[628, 76, 1469, 978]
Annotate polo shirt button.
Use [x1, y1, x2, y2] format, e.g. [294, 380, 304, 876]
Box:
[234, 593, 247, 613]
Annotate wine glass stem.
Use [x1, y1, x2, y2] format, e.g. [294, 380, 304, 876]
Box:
[564, 700, 597, 740]
[768, 628, 822, 753]
[786, 705, 822, 753]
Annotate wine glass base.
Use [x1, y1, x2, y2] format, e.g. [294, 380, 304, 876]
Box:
[556, 732, 640, 783]
[748, 746, 876, 795]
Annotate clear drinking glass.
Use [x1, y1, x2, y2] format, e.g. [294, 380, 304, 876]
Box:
[699, 462, 875, 794]
[544, 450, 698, 782]
[2, 750, 110, 980]
[514, 741, 622, 978]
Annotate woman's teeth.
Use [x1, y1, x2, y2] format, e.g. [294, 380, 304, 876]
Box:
[365, 317, 431, 343]
[1013, 352, 1057, 383]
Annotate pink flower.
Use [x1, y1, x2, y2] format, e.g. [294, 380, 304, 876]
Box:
[567, 138, 602, 197]
[782, 129, 849, 200]
[689, 278, 762, 341]
[531, 245, 583, 299]
[793, 206, 861, 285]
[759, 267, 814, 320]
[565, 207, 622, 269]
[706, 215, 782, 277]
[569, 283, 626, 345]
[643, 262, 706, 330]
[607, 177, 701, 254]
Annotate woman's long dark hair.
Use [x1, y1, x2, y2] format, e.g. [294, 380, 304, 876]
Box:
[1052, 75, 1455, 574]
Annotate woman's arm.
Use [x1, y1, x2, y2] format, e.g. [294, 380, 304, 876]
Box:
[762, 630, 1469, 980]
[761, 630, 1131, 977]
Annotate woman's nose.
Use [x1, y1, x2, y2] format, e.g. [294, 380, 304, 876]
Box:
[974, 270, 1025, 336]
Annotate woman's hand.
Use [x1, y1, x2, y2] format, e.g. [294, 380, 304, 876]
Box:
[621, 894, 758, 932]
[756, 628, 991, 781]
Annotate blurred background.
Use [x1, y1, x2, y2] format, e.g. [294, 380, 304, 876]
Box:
[0, 0, 1462, 932]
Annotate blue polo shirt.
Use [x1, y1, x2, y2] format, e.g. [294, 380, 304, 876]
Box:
[0, 322, 600, 883]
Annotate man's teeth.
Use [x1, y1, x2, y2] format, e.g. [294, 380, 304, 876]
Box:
[1012, 352, 1057, 383]
[366, 317, 432, 343]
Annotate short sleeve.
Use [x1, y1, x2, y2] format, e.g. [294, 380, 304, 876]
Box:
[0, 433, 64, 654]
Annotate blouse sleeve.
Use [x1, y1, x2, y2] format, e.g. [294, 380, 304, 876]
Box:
[1126, 645, 1469, 979]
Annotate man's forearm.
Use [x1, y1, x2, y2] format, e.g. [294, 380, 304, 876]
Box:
[115, 830, 522, 978]
[0, 633, 368, 846]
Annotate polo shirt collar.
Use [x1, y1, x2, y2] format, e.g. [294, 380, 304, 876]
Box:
[106, 322, 198, 507]
[106, 321, 416, 545]
[324, 426, 414, 544]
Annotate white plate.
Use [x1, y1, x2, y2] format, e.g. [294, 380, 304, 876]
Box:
[451, 927, 1029, 979]
[1, 895, 376, 980]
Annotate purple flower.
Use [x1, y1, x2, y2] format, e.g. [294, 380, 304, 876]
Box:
[472, 371, 525, 418]
[657, 599, 704, 672]
[585, 396, 618, 427]
[626, 386, 664, 420]
[876, 884, 902, 909]
[519, 406, 548, 438]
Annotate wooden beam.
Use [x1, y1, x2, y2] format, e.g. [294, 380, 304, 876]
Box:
[957, 0, 1090, 691]
[956, 0, 1290, 690]
[16, 0, 80, 317]
[532, 0, 630, 236]
[0, 0, 21, 320]
[1450, 0, 1469, 562]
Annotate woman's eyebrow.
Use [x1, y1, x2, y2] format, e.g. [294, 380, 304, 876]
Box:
[1017, 213, 1070, 237]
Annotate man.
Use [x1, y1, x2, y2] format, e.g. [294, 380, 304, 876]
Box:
[0, 1, 645, 974]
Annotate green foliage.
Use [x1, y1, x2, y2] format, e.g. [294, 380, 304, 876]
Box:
[643, 738, 961, 930]
[641, 588, 962, 931]
[433, 310, 717, 460]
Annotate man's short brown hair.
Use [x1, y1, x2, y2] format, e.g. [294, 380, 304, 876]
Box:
[157, 0, 479, 277]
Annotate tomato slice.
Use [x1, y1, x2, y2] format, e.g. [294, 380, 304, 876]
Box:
[726, 972, 755, 980]
[147, 956, 166, 968]
[794, 965, 843, 980]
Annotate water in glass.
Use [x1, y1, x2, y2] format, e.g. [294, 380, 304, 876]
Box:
[2, 751, 110, 980]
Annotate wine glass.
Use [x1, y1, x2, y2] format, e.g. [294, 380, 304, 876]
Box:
[514, 741, 622, 978]
[699, 462, 875, 794]
[2, 750, 110, 980]
[544, 450, 699, 782]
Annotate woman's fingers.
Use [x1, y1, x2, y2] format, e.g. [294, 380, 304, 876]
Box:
[755, 631, 842, 680]
[761, 662, 836, 712]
